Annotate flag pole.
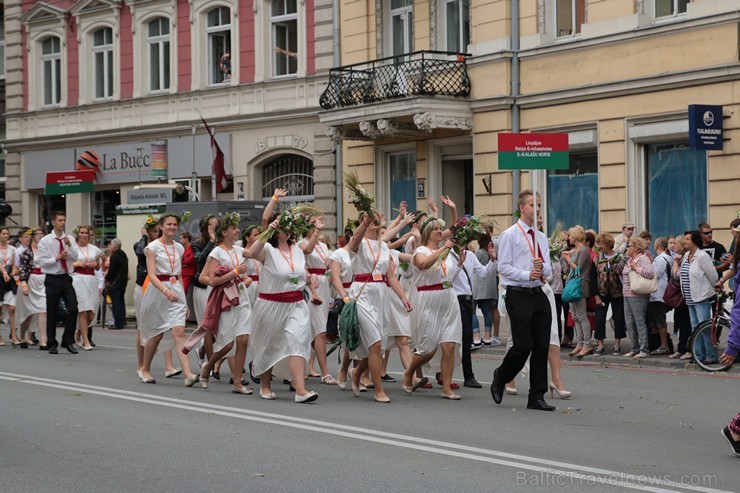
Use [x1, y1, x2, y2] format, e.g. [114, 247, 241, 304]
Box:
[211, 126, 217, 201]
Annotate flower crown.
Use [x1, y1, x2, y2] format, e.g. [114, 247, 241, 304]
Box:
[215, 211, 241, 238]
[144, 214, 158, 228]
[420, 217, 445, 232]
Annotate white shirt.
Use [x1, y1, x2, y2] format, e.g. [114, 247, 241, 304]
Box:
[497, 219, 552, 288]
[450, 250, 497, 296]
[37, 231, 79, 275]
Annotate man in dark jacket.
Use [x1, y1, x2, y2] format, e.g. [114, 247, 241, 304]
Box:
[105, 238, 129, 330]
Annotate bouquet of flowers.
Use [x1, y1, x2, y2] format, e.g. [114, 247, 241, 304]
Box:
[256, 203, 323, 243]
[344, 171, 374, 217]
[179, 210, 193, 225]
[548, 222, 567, 260]
[433, 215, 496, 269]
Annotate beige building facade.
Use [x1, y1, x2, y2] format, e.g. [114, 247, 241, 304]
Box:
[320, 0, 740, 247]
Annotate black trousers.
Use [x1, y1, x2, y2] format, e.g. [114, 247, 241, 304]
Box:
[45, 274, 79, 348]
[594, 295, 626, 341]
[498, 289, 551, 401]
[109, 282, 127, 329]
[457, 295, 475, 381]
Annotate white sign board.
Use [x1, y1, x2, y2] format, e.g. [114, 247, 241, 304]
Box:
[126, 188, 173, 205]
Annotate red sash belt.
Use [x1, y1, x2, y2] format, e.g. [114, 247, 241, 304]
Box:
[259, 290, 304, 303]
[31, 268, 43, 275]
[307, 268, 327, 275]
[353, 273, 388, 285]
[74, 267, 95, 276]
[156, 275, 176, 282]
[342, 282, 352, 289]
[417, 283, 448, 292]
[248, 275, 259, 282]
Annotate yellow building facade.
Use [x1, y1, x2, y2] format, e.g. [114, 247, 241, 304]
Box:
[320, 0, 740, 246]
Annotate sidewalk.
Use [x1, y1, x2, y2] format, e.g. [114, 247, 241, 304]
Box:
[473, 314, 739, 374]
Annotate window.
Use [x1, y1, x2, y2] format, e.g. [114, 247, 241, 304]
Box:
[207, 7, 231, 84]
[444, 0, 470, 53]
[390, 0, 413, 56]
[41, 37, 61, 106]
[556, 0, 585, 37]
[645, 143, 706, 239]
[93, 27, 114, 99]
[0, 19, 5, 79]
[147, 17, 170, 92]
[389, 152, 416, 216]
[271, 0, 298, 77]
[655, 0, 688, 18]
[261, 154, 314, 202]
[547, 152, 599, 231]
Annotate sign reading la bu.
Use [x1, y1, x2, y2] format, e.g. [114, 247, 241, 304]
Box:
[497, 133, 569, 170]
[689, 105, 723, 151]
[45, 170, 95, 195]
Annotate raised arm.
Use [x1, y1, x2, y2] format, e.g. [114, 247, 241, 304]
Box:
[349, 213, 373, 254]
[261, 188, 288, 230]
[299, 216, 325, 255]
[381, 213, 414, 243]
[440, 195, 458, 226]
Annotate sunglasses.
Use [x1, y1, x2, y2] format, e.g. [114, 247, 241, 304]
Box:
[701, 231, 713, 235]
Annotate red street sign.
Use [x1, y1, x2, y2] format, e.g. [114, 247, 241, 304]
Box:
[45, 170, 96, 195]
[498, 133, 570, 170]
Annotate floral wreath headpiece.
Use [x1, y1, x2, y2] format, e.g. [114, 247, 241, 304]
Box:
[144, 214, 159, 229]
[215, 211, 241, 238]
[420, 216, 445, 233]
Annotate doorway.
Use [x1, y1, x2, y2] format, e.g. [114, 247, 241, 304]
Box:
[441, 158, 473, 224]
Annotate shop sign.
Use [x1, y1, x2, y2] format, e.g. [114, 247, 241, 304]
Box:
[127, 188, 173, 205]
[116, 204, 166, 216]
[45, 170, 95, 195]
[689, 105, 723, 151]
[497, 133, 569, 170]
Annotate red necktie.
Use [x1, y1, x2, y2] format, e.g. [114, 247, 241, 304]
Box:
[527, 229, 545, 263]
[56, 237, 68, 273]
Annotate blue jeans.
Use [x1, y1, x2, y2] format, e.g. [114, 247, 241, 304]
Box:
[688, 301, 717, 362]
[472, 299, 494, 334]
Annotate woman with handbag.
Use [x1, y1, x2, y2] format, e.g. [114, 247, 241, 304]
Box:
[621, 237, 655, 359]
[667, 235, 692, 359]
[593, 233, 626, 355]
[561, 226, 593, 357]
[678, 230, 719, 364]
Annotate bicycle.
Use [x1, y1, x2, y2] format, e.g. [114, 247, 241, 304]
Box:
[689, 291, 735, 372]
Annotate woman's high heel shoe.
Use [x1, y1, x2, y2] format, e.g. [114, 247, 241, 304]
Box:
[549, 381, 572, 399]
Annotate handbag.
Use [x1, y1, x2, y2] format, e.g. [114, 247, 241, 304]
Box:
[628, 269, 658, 295]
[561, 266, 582, 303]
[663, 277, 684, 309]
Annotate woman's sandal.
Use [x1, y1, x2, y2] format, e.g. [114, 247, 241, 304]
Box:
[321, 375, 338, 385]
[441, 392, 461, 400]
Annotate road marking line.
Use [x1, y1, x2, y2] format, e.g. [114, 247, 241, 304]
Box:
[0, 371, 729, 493]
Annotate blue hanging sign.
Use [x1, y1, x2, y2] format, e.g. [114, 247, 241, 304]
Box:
[689, 104, 723, 151]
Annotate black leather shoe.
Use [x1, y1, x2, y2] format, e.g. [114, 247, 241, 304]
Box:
[229, 377, 249, 386]
[62, 343, 79, 355]
[89, 340, 96, 348]
[464, 378, 482, 389]
[39, 345, 49, 351]
[48, 347, 59, 355]
[490, 368, 504, 404]
[527, 399, 556, 411]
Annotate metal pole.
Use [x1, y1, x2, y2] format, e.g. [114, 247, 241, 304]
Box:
[191, 125, 197, 202]
[333, 0, 343, 239]
[211, 126, 217, 201]
[511, 0, 521, 218]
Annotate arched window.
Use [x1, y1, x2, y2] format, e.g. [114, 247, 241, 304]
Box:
[41, 36, 61, 105]
[93, 27, 114, 99]
[147, 17, 170, 92]
[207, 6, 231, 84]
[261, 154, 314, 202]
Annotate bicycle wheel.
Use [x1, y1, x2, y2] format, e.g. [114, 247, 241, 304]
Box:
[690, 318, 732, 372]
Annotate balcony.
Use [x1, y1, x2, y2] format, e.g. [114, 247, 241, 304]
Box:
[319, 51, 473, 141]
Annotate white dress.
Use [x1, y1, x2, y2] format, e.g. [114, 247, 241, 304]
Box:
[409, 246, 462, 371]
[300, 238, 331, 339]
[250, 243, 311, 379]
[17, 248, 46, 326]
[384, 249, 411, 351]
[245, 257, 262, 308]
[138, 240, 186, 351]
[400, 237, 416, 294]
[1, 245, 16, 307]
[72, 244, 101, 313]
[329, 247, 353, 293]
[208, 245, 251, 355]
[348, 238, 390, 360]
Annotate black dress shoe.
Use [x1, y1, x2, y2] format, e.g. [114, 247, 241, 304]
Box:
[229, 377, 249, 386]
[61, 343, 79, 355]
[31, 334, 39, 344]
[211, 371, 220, 380]
[527, 399, 556, 411]
[464, 378, 482, 389]
[490, 368, 504, 404]
[48, 347, 59, 355]
[89, 340, 96, 348]
[39, 345, 49, 351]
[248, 361, 261, 385]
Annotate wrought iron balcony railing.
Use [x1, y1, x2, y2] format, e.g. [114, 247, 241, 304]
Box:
[319, 51, 471, 111]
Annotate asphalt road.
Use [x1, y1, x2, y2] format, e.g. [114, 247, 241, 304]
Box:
[0, 328, 738, 493]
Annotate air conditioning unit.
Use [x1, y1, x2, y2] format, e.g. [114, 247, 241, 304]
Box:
[169, 179, 201, 202]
